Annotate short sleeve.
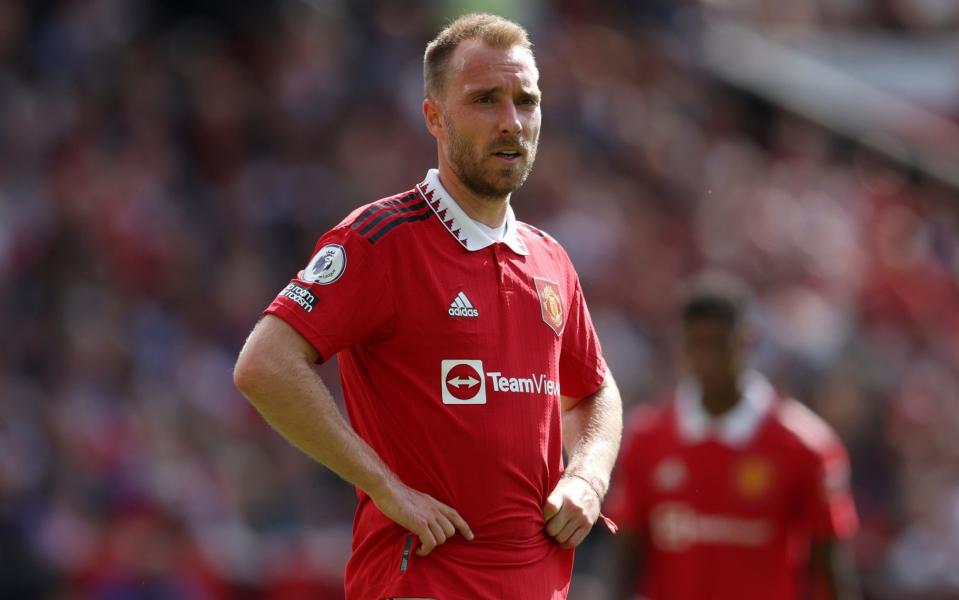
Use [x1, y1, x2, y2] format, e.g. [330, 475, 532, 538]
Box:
[798, 439, 859, 541]
[558, 276, 607, 401]
[263, 226, 394, 362]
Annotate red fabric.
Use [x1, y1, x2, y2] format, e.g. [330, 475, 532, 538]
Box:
[263, 185, 606, 600]
[606, 394, 858, 600]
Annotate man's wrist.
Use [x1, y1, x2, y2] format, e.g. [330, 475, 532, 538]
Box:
[360, 469, 399, 503]
[564, 472, 607, 501]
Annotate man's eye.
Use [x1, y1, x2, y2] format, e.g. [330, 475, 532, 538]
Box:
[476, 97, 493, 104]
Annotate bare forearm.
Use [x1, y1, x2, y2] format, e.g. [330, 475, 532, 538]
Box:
[244, 363, 395, 494]
[809, 541, 862, 600]
[562, 371, 623, 493]
[236, 317, 474, 554]
[234, 317, 396, 497]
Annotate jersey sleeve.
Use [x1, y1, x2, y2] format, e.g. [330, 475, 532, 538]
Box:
[263, 225, 395, 362]
[558, 276, 607, 402]
[798, 437, 859, 541]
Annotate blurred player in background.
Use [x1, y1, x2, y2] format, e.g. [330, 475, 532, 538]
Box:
[234, 13, 622, 600]
[607, 273, 860, 600]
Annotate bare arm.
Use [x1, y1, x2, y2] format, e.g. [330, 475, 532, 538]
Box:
[808, 540, 862, 600]
[543, 370, 623, 548]
[233, 315, 472, 555]
[562, 370, 623, 491]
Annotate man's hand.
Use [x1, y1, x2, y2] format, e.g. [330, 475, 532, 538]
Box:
[372, 481, 474, 556]
[542, 475, 602, 549]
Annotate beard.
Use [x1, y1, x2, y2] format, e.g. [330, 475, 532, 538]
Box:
[444, 113, 539, 199]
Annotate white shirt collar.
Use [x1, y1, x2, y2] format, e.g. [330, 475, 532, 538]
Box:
[675, 371, 775, 447]
[474, 219, 507, 241]
[417, 169, 529, 255]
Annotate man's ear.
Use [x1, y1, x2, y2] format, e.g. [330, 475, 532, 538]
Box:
[423, 97, 444, 139]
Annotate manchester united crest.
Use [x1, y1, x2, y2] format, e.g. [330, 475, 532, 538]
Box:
[534, 277, 565, 336]
[733, 456, 774, 500]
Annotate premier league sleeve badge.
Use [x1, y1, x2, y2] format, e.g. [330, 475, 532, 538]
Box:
[302, 244, 347, 285]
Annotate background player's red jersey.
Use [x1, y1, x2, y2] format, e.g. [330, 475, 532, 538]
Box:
[607, 372, 858, 600]
[264, 170, 607, 600]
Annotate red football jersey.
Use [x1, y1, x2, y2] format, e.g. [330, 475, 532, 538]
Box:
[263, 169, 607, 600]
[607, 373, 858, 600]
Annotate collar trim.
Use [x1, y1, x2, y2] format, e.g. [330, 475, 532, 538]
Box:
[416, 169, 529, 255]
[674, 371, 775, 447]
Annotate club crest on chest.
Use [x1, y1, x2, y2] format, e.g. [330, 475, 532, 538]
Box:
[534, 277, 565, 336]
[733, 456, 774, 500]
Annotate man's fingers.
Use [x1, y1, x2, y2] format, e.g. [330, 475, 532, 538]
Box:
[544, 507, 570, 537]
[560, 525, 591, 549]
[554, 519, 580, 545]
[415, 527, 438, 556]
[564, 524, 591, 549]
[414, 499, 474, 557]
[543, 482, 598, 543]
[442, 506, 474, 540]
[428, 520, 448, 546]
[437, 514, 456, 539]
[543, 490, 563, 521]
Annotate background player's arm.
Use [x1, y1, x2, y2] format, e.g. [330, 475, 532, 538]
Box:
[794, 412, 861, 600]
[809, 539, 862, 600]
[234, 315, 473, 556]
[542, 371, 623, 548]
[610, 529, 646, 600]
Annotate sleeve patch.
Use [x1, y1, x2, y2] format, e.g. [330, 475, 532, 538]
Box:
[278, 283, 317, 312]
[303, 244, 347, 284]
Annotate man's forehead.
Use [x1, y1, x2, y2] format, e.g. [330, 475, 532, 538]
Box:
[449, 40, 539, 88]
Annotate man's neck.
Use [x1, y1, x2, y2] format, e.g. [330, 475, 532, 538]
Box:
[700, 379, 741, 418]
[436, 164, 509, 228]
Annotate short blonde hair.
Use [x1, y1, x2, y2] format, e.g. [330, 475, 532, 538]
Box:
[423, 13, 533, 100]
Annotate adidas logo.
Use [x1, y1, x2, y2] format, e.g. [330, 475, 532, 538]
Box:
[448, 291, 479, 318]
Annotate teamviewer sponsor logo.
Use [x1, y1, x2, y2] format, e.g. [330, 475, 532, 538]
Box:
[440, 361, 560, 404]
[486, 372, 561, 396]
[448, 291, 479, 318]
[441, 360, 486, 404]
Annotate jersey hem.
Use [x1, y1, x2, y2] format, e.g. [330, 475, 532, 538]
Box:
[563, 360, 608, 408]
[264, 302, 336, 363]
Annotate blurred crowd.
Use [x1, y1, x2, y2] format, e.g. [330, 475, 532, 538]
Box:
[697, 0, 959, 31]
[1, 1, 957, 599]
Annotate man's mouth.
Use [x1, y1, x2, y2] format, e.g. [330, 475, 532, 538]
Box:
[492, 150, 523, 161]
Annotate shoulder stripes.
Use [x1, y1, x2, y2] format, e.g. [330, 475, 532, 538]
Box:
[350, 190, 433, 244]
[519, 223, 549, 239]
[777, 399, 838, 454]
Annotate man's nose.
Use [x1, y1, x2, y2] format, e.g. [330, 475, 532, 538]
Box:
[498, 102, 522, 135]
